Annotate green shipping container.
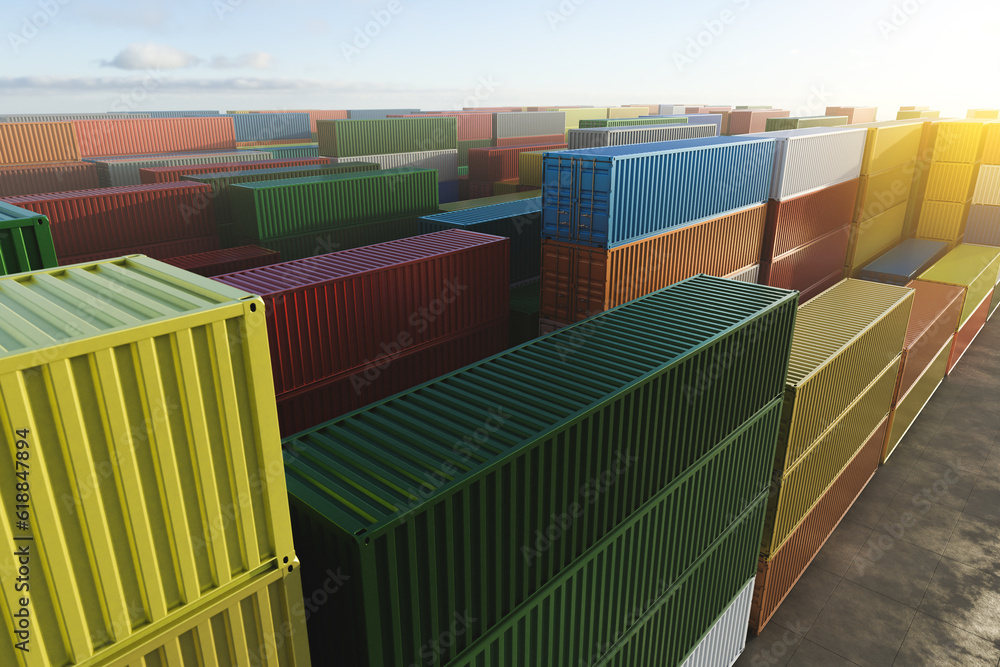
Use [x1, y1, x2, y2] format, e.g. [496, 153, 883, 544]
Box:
[509, 280, 540, 347]
[283, 275, 798, 667]
[765, 116, 849, 131]
[458, 139, 492, 167]
[457, 165, 469, 177]
[262, 144, 321, 159]
[228, 168, 439, 241]
[317, 118, 458, 158]
[579, 117, 690, 129]
[251, 217, 420, 261]
[0, 201, 58, 275]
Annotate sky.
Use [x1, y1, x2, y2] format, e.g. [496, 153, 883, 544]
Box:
[1, 0, 999, 119]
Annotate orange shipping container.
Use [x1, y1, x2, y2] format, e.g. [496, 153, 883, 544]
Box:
[0, 121, 81, 164]
[896, 280, 965, 400]
[72, 117, 237, 157]
[0, 161, 99, 196]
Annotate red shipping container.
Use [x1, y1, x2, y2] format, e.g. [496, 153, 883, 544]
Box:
[948, 289, 992, 374]
[0, 161, 100, 196]
[800, 270, 845, 303]
[762, 179, 859, 262]
[389, 113, 493, 141]
[72, 117, 237, 158]
[728, 110, 791, 135]
[276, 320, 507, 437]
[58, 235, 221, 265]
[468, 143, 567, 181]
[213, 229, 510, 397]
[162, 245, 281, 277]
[763, 225, 851, 294]
[494, 134, 567, 147]
[139, 157, 332, 183]
[4, 182, 215, 257]
[896, 280, 965, 400]
[466, 179, 495, 199]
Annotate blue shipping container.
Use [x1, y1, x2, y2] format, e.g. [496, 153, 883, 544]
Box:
[225, 112, 312, 142]
[857, 238, 951, 285]
[438, 180, 460, 204]
[542, 136, 776, 248]
[964, 204, 1000, 247]
[642, 114, 723, 136]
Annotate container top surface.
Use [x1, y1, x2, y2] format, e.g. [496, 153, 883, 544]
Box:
[551, 134, 775, 159]
[764, 127, 867, 141]
[283, 274, 797, 534]
[143, 157, 326, 173]
[860, 238, 950, 277]
[87, 151, 270, 164]
[166, 245, 277, 269]
[902, 280, 967, 346]
[421, 197, 541, 224]
[2, 181, 210, 202]
[0, 256, 252, 359]
[214, 229, 505, 294]
[570, 123, 717, 134]
[920, 244, 1000, 285]
[786, 278, 914, 385]
[439, 190, 541, 211]
[320, 117, 456, 127]
[228, 166, 435, 190]
[0, 200, 45, 223]
[187, 162, 379, 181]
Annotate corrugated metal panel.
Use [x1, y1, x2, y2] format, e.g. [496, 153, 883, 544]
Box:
[541, 204, 768, 323]
[884, 339, 951, 461]
[825, 106, 878, 124]
[329, 149, 458, 181]
[0, 256, 294, 666]
[900, 106, 930, 111]
[347, 108, 421, 120]
[578, 117, 689, 129]
[258, 144, 321, 159]
[768, 127, 867, 200]
[494, 134, 567, 147]
[858, 238, 951, 285]
[317, 118, 457, 157]
[419, 199, 540, 283]
[982, 123, 1000, 164]
[542, 136, 776, 248]
[223, 112, 311, 142]
[645, 113, 724, 135]
[0, 201, 58, 275]
[680, 578, 755, 667]
[283, 275, 798, 667]
[517, 149, 565, 187]
[964, 204, 1000, 245]
[764, 225, 851, 293]
[607, 107, 647, 119]
[924, 161, 979, 202]
[389, 113, 492, 141]
[918, 243, 1000, 326]
[229, 168, 439, 241]
[469, 142, 567, 182]
[567, 123, 715, 149]
[855, 161, 916, 221]
[928, 120, 988, 163]
[949, 289, 992, 373]
[896, 280, 964, 401]
[897, 110, 940, 120]
[215, 229, 509, 397]
[778, 279, 913, 473]
[726, 264, 761, 283]
[766, 116, 848, 131]
[973, 164, 1000, 204]
[3, 182, 216, 258]
[846, 201, 909, 272]
[750, 416, 886, 634]
[800, 270, 844, 303]
[728, 109, 791, 135]
[254, 216, 420, 262]
[765, 356, 900, 556]
[457, 138, 492, 167]
[161, 245, 281, 276]
[915, 199, 971, 243]
[968, 109, 1000, 119]
[0, 161, 100, 196]
[852, 120, 925, 175]
[59, 236, 220, 265]
[439, 190, 541, 211]
[0, 122, 81, 164]
[90, 151, 274, 187]
[140, 157, 333, 184]
[559, 107, 610, 129]
[146, 110, 221, 118]
[493, 111, 566, 138]
[764, 179, 858, 262]
[509, 281, 540, 347]
[0, 113, 150, 122]
[992, 285, 1000, 320]
[72, 117, 238, 158]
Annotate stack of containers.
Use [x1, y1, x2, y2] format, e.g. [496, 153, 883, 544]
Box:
[0, 121, 97, 196]
[760, 127, 867, 301]
[825, 106, 878, 124]
[0, 161, 100, 196]
[347, 108, 420, 119]
[727, 109, 791, 135]
[539, 136, 777, 328]
[3, 182, 219, 264]
[0, 112, 151, 121]
[230, 109, 348, 139]
[224, 112, 312, 147]
[843, 120, 925, 275]
[964, 126, 1000, 315]
[0, 201, 58, 275]
[226, 167, 439, 262]
[86, 150, 273, 186]
[765, 116, 848, 131]
[467, 139, 567, 199]
[0, 256, 309, 666]
[642, 113, 725, 135]
[139, 156, 335, 183]
[214, 229, 510, 436]
[492, 110, 567, 147]
[565, 122, 716, 149]
[578, 116, 690, 130]
[687, 106, 733, 133]
[751, 279, 914, 633]
[161, 244, 281, 276]
[282, 275, 798, 667]
[71, 116, 238, 157]
[389, 112, 493, 171]
[917, 243, 1000, 372]
[318, 117, 461, 202]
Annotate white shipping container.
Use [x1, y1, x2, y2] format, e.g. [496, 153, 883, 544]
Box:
[679, 578, 755, 667]
[91, 151, 274, 186]
[769, 127, 868, 200]
[329, 149, 459, 182]
[724, 264, 761, 284]
[972, 165, 1000, 205]
[567, 123, 717, 150]
[493, 111, 566, 139]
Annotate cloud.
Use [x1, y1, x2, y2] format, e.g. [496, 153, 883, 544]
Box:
[102, 43, 199, 70]
[210, 53, 275, 70]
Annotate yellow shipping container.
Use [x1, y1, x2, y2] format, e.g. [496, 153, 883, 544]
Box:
[854, 161, 916, 220]
[924, 162, 980, 203]
[982, 123, 1000, 164]
[846, 202, 909, 274]
[919, 243, 1000, 327]
[607, 107, 645, 119]
[900, 106, 930, 111]
[518, 149, 566, 187]
[882, 338, 951, 462]
[915, 200, 970, 243]
[851, 121, 924, 176]
[559, 107, 610, 130]
[967, 109, 1000, 119]
[0, 256, 295, 667]
[897, 110, 940, 120]
[492, 178, 520, 195]
[972, 164, 1000, 205]
[927, 120, 989, 163]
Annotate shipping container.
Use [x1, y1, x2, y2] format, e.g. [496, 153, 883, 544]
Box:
[253, 216, 420, 262]
[680, 578, 755, 667]
[89, 150, 274, 187]
[854, 161, 916, 221]
[607, 107, 647, 119]
[261, 144, 322, 159]
[578, 117, 689, 129]
[895, 279, 965, 402]
[776, 278, 914, 474]
[918, 243, 1000, 326]
[73, 117, 238, 158]
[492, 111, 566, 138]
[140, 156, 333, 184]
[493, 134, 566, 148]
[851, 120, 925, 175]
[728, 109, 791, 135]
[329, 149, 458, 181]
[161, 245, 281, 277]
[767, 127, 867, 200]
[347, 108, 421, 120]
[58, 235, 220, 265]
[884, 339, 952, 461]
[991, 281, 1000, 320]
[965, 204, 1000, 246]
[801, 270, 847, 303]
[228, 167, 439, 241]
[223, 112, 311, 142]
[0, 256, 294, 666]
[858, 238, 951, 285]
[766, 116, 849, 131]
[518, 149, 565, 187]
[419, 199, 540, 283]
[924, 161, 980, 203]
[543, 136, 775, 248]
[469, 142, 567, 182]
[982, 122, 1000, 164]
[0, 161, 100, 196]
[3, 182, 216, 258]
[644, 114, 725, 135]
[972, 164, 1000, 205]
[897, 110, 940, 120]
[764, 225, 851, 293]
[0, 201, 58, 275]
[915, 199, 971, 242]
[726, 264, 761, 283]
[466, 178, 494, 199]
[388, 113, 492, 141]
[567, 123, 716, 149]
[900, 106, 931, 111]
[559, 107, 611, 130]
[0, 121, 81, 164]
[750, 416, 887, 633]
[763, 179, 858, 262]
[282, 275, 798, 667]
[845, 201, 909, 273]
[509, 280, 540, 347]
[317, 118, 457, 157]
[0, 112, 151, 122]
[439, 190, 542, 211]
[824, 106, 878, 124]
[541, 204, 768, 323]
[926, 119, 989, 163]
[949, 289, 993, 373]
[457, 138, 492, 167]
[968, 109, 1000, 119]
[146, 110, 221, 118]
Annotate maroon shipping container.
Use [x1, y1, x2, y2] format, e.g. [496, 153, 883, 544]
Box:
[468, 143, 567, 182]
[948, 289, 992, 374]
[389, 113, 492, 141]
[466, 180, 495, 199]
[213, 229, 510, 397]
[750, 417, 888, 634]
[0, 161, 100, 196]
[494, 135, 567, 148]
[58, 235, 221, 266]
[161, 245, 281, 277]
[763, 225, 850, 294]
[897, 280, 965, 400]
[800, 270, 845, 303]
[762, 179, 859, 262]
[728, 109, 791, 135]
[72, 117, 238, 158]
[4, 182, 215, 258]
[276, 320, 507, 437]
[139, 157, 332, 184]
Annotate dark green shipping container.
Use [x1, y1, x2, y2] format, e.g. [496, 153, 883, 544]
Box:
[317, 118, 458, 158]
[578, 117, 690, 129]
[509, 281, 540, 347]
[250, 217, 420, 261]
[0, 201, 58, 275]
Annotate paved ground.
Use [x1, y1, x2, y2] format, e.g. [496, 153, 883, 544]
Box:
[735, 314, 1000, 667]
